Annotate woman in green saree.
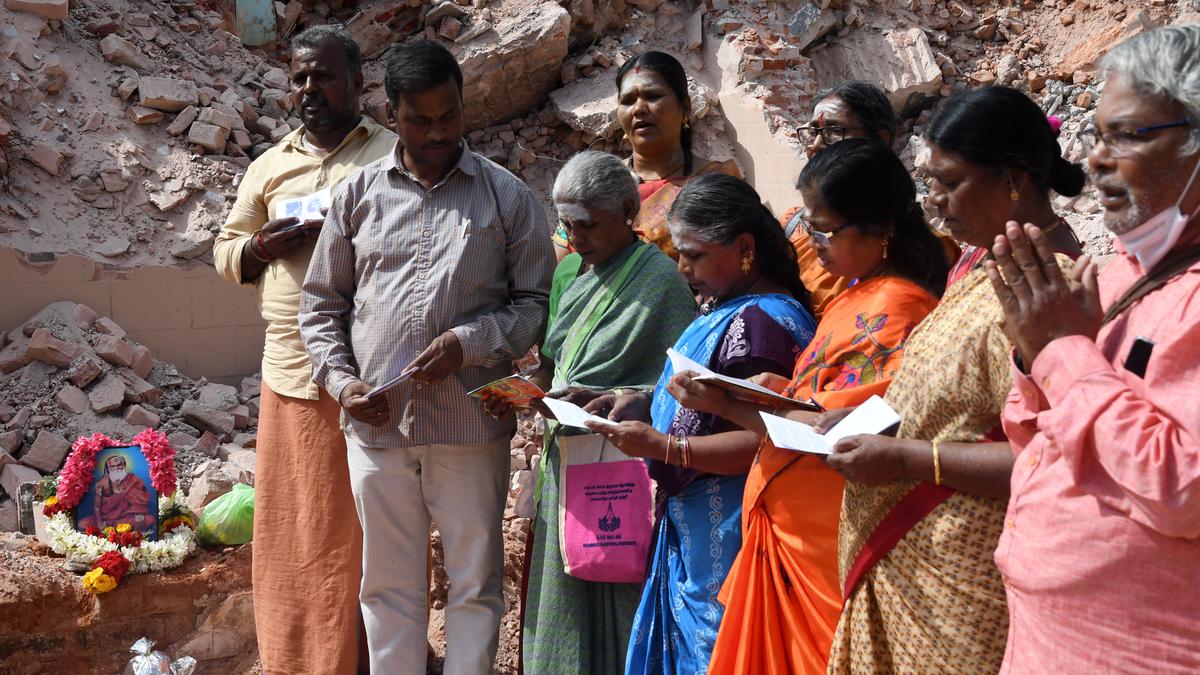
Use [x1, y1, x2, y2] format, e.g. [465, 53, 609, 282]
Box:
[481, 150, 696, 673]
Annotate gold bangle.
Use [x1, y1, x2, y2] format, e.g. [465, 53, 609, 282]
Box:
[932, 441, 942, 486]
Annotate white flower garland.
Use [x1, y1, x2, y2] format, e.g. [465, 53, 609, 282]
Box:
[46, 495, 197, 574]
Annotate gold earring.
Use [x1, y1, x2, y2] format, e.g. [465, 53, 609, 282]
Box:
[1010, 187, 1020, 201]
[741, 252, 754, 274]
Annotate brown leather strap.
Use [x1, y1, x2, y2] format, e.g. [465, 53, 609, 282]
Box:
[1102, 244, 1200, 325]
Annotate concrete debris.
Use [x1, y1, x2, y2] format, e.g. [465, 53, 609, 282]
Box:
[811, 27, 944, 109]
[549, 74, 620, 137]
[99, 33, 154, 72]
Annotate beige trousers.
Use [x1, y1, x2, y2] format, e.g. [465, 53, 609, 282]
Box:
[346, 437, 510, 675]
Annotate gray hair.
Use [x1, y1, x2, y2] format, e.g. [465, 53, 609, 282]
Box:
[1101, 24, 1200, 155]
[552, 151, 639, 215]
[291, 25, 362, 74]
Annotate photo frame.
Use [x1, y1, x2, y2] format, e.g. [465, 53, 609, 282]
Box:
[75, 445, 158, 541]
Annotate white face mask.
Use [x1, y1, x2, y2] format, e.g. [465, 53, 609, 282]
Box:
[1117, 157, 1200, 270]
[109, 469, 127, 483]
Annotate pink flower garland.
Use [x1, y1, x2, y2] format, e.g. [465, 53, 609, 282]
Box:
[56, 430, 178, 509]
[133, 428, 177, 498]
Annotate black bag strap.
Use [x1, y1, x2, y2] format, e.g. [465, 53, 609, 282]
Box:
[1101, 243, 1200, 325]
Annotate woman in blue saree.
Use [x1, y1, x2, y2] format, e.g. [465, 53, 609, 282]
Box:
[586, 174, 816, 675]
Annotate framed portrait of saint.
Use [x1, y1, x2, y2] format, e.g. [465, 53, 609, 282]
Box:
[75, 446, 158, 540]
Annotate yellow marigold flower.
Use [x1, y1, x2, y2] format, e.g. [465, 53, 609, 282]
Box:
[116, 523, 132, 533]
[44, 495, 58, 506]
[103, 526, 115, 535]
[82, 568, 117, 594]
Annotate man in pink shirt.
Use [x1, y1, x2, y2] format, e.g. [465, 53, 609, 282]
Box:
[983, 25, 1200, 673]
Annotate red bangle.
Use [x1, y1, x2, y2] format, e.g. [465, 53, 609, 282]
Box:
[254, 230, 276, 262]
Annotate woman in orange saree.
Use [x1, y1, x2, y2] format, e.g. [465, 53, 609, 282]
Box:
[669, 140, 948, 674]
[551, 51, 739, 262]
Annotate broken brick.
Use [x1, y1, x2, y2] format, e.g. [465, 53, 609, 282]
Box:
[21, 430, 71, 474]
[123, 404, 161, 429]
[55, 385, 89, 414]
[26, 328, 81, 368]
[94, 334, 134, 367]
[138, 76, 199, 112]
[88, 373, 126, 413]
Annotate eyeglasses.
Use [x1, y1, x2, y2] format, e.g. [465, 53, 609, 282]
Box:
[800, 213, 853, 246]
[1079, 119, 1191, 158]
[797, 124, 864, 146]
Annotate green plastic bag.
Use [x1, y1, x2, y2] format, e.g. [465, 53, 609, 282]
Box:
[196, 483, 254, 546]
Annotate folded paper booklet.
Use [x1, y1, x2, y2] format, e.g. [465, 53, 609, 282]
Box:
[366, 365, 420, 399]
[760, 395, 901, 455]
[666, 348, 821, 412]
[541, 397, 617, 430]
[274, 188, 331, 228]
[466, 375, 545, 405]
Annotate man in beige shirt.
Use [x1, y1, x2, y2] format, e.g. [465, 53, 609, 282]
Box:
[212, 26, 395, 675]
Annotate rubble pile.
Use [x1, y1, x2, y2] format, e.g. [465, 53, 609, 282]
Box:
[0, 301, 262, 532]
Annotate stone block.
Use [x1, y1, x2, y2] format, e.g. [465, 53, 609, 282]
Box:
[0, 431, 21, 455]
[181, 400, 235, 437]
[231, 433, 256, 448]
[187, 121, 229, 153]
[5, 0, 68, 21]
[0, 450, 13, 469]
[129, 343, 154, 379]
[138, 76, 199, 112]
[21, 431, 71, 474]
[167, 431, 199, 453]
[811, 27, 943, 110]
[67, 353, 104, 388]
[26, 328, 81, 368]
[123, 404, 161, 429]
[27, 141, 64, 176]
[88, 374, 126, 413]
[198, 383, 240, 412]
[55, 385, 89, 414]
[549, 73, 619, 137]
[94, 334, 134, 367]
[0, 458, 38, 497]
[99, 34, 153, 72]
[167, 105, 198, 136]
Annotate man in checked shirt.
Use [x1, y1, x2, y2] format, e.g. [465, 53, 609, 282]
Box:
[300, 40, 554, 675]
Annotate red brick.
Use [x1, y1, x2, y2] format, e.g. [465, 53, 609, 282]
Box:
[26, 328, 82, 368]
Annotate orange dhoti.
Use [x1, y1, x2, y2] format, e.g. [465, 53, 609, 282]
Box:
[254, 383, 362, 675]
